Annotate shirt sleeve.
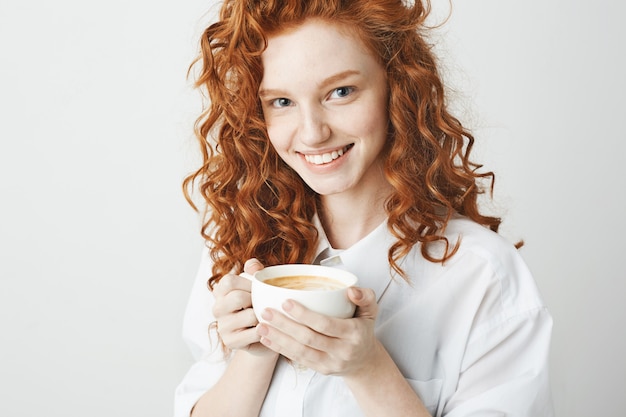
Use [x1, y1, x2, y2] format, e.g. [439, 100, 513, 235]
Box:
[443, 302, 554, 416]
[174, 248, 228, 417]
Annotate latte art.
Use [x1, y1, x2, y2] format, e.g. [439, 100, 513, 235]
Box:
[263, 275, 346, 291]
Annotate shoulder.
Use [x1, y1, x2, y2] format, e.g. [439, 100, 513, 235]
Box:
[400, 215, 545, 314]
[441, 215, 546, 312]
[444, 215, 520, 268]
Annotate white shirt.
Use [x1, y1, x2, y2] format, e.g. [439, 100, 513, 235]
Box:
[174, 216, 554, 416]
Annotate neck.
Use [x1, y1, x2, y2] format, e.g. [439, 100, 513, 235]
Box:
[318, 182, 392, 249]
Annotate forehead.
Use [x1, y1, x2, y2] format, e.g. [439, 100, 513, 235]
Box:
[260, 19, 379, 90]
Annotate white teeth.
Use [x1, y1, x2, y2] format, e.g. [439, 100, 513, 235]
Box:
[305, 146, 348, 165]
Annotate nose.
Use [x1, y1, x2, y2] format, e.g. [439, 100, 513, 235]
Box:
[298, 104, 331, 146]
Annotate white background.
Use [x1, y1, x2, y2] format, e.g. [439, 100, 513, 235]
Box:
[0, 1, 624, 416]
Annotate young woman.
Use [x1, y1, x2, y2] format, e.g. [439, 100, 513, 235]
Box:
[175, 1, 553, 416]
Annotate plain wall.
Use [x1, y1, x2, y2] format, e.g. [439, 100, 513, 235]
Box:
[0, 1, 624, 416]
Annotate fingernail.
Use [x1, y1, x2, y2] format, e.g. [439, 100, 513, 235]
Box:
[261, 309, 273, 321]
[351, 287, 363, 300]
[257, 323, 269, 336]
[282, 300, 294, 311]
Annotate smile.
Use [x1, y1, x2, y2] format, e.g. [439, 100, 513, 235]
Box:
[303, 144, 353, 165]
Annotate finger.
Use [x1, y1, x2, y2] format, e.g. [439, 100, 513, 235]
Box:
[212, 275, 253, 318]
[217, 308, 258, 335]
[256, 318, 326, 366]
[278, 300, 350, 339]
[257, 308, 375, 375]
[260, 306, 341, 354]
[213, 289, 253, 318]
[243, 258, 265, 275]
[213, 273, 252, 297]
[348, 287, 378, 320]
[216, 309, 260, 350]
[220, 325, 263, 350]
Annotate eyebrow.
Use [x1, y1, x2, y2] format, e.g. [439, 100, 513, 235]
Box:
[258, 69, 362, 99]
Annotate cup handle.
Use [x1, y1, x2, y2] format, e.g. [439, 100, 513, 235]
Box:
[239, 272, 255, 282]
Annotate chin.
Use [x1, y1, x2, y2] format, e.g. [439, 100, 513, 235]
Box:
[306, 182, 351, 196]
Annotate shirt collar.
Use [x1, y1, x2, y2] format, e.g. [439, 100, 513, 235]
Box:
[312, 214, 395, 301]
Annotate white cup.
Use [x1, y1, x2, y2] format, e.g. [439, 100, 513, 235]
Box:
[241, 264, 358, 322]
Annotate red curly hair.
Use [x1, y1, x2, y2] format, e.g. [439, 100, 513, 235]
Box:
[183, 0, 502, 289]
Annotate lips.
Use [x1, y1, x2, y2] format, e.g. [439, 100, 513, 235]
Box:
[303, 144, 353, 165]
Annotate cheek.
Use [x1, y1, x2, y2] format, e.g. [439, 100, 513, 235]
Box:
[369, 98, 389, 128]
[265, 123, 289, 154]
[350, 102, 388, 139]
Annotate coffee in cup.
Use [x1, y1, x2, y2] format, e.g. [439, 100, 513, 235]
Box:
[263, 275, 346, 291]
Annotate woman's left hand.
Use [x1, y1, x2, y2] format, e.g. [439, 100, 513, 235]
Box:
[255, 286, 379, 376]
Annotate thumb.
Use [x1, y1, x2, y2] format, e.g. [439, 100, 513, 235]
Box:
[348, 287, 378, 319]
[243, 258, 265, 275]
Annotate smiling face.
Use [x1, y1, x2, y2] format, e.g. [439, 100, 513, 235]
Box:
[259, 19, 390, 199]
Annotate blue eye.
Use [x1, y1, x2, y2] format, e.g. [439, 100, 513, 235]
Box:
[330, 86, 354, 99]
[272, 97, 292, 108]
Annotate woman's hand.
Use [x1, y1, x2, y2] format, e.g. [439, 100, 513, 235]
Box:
[212, 259, 275, 356]
[255, 286, 379, 376]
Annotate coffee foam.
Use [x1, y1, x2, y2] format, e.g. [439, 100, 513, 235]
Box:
[263, 275, 346, 291]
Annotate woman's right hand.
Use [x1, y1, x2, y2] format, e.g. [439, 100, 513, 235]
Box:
[212, 258, 275, 356]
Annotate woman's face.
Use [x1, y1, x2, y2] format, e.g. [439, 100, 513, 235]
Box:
[259, 19, 389, 198]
